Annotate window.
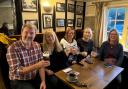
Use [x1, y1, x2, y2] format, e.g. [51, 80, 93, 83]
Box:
[107, 7, 125, 39]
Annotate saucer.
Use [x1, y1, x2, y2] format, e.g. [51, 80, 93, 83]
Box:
[66, 77, 78, 83]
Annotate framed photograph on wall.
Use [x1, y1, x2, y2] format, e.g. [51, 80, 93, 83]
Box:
[24, 19, 38, 28]
[42, 14, 53, 29]
[67, 19, 74, 27]
[68, 4, 74, 12]
[76, 5, 83, 15]
[76, 18, 82, 27]
[22, 0, 38, 12]
[56, 2, 65, 12]
[56, 19, 65, 27]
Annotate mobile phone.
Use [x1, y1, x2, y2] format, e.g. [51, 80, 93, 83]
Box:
[104, 63, 112, 67]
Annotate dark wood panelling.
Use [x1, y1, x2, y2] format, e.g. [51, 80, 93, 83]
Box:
[82, 2, 86, 30]
[15, 0, 22, 35]
[38, 0, 42, 33]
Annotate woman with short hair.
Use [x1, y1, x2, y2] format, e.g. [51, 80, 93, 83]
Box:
[60, 27, 79, 65]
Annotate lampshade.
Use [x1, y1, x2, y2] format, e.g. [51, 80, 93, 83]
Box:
[43, 6, 52, 12]
[42, 0, 52, 12]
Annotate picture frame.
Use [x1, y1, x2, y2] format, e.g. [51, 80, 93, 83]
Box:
[42, 14, 53, 29]
[76, 18, 82, 27]
[67, 19, 74, 27]
[56, 2, 65, 12]
[24, 19, 38, 29]
[22, 0, 38, 12]
[76, 5, 83, 15]
[68, 4, 74, 13]
[56, 19, 65, 27]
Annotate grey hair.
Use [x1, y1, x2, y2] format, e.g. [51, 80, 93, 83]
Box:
[21, 23, 37, 33]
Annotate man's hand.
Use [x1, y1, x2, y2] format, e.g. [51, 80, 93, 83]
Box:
[40, 81, 46, 89]
[38, 60, 50, 68]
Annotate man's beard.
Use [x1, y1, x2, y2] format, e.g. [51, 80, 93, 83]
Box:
[25, 37, 33, 42]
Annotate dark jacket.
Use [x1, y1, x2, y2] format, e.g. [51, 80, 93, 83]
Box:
[98, 41, 123, 66]
[48, 49, 68, 72]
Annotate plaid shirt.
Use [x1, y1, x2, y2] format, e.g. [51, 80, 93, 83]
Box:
[6, 40, 43, 80]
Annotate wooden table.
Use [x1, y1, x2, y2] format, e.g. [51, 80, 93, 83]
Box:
[55, 58, 124, 89]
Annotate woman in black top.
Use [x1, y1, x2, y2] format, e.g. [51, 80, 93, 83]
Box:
[77, 27, 96, 62]
[41, 30, 68, 89]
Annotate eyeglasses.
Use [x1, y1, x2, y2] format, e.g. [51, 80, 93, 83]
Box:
[110, 33, 117, 35]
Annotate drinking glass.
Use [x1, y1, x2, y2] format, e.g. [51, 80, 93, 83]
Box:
[91, 47, 98, 58]
[43, 51, 50, 61]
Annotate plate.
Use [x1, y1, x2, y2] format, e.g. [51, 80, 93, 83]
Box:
[66, 77, 78, 83]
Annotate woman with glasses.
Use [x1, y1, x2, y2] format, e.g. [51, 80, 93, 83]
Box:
[99, 29, 123, 89]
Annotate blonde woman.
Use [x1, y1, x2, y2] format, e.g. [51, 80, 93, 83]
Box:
[42, 30, 68, 89]
[77, 27, 96, 63]
[43, 30, 62, 55]
[42, 30, 68, 72]
[60, 27, 79, 65]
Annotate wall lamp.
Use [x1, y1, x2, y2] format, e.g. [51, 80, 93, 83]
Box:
[42, 0, 52, 12]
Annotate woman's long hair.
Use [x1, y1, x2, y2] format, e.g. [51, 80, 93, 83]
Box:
[43, 30, 62, 54]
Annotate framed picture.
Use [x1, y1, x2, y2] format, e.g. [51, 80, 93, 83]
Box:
[24, 19, 38, 28]
[68, 4, 74, 12]
[56, 2, 65, 12]
[76, 18, 82, 27]
[42, 14, 53, 29]
[67, 19, 74, 27]
[22, 0, 38, 12]
[56, 19, 65, 27]
[76, 5, 83, 15]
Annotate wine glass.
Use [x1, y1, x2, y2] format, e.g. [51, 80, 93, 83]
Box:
[91, 47, 98, 58]
[43, 51, 50, 61]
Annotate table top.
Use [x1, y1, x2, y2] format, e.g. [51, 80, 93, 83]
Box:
[55, 58, 124, 89]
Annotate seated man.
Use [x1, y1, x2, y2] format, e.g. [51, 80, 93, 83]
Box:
[6, 24, 50, 89]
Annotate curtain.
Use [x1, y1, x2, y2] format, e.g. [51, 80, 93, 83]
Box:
[99, 5, 107, 47]
[94, 2, 104, 47]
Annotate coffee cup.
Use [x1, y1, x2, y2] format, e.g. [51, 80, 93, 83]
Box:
[67, 72, 77, 82]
